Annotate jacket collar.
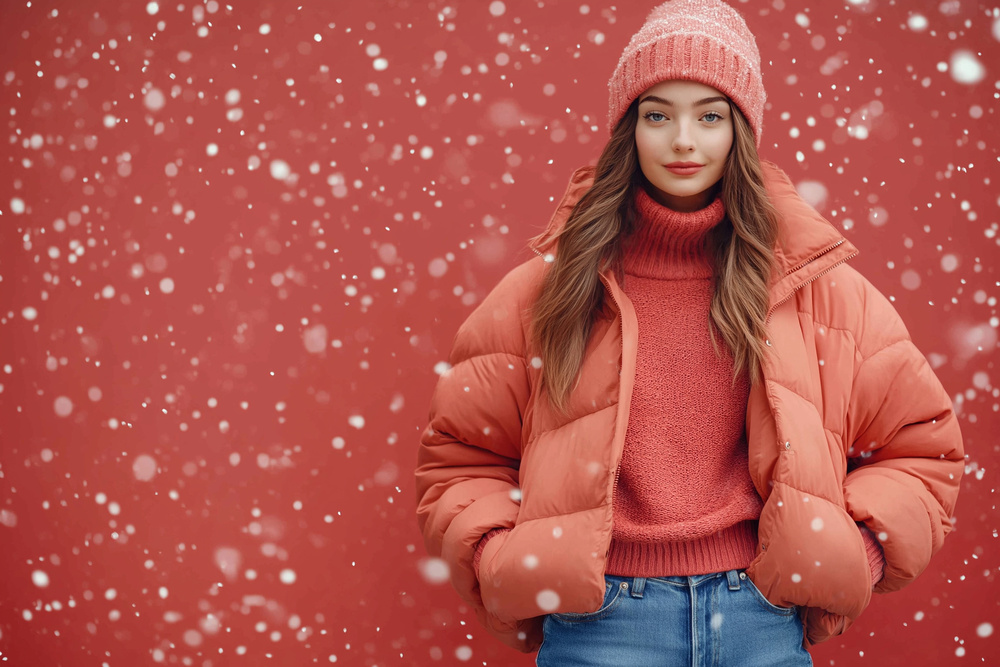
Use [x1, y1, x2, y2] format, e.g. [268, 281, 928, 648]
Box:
[529, 161, 860, 307]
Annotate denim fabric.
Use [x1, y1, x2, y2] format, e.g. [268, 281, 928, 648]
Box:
[536, 570, 813, 667]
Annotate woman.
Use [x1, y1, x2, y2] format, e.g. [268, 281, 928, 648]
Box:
[414, 0, 964, 664]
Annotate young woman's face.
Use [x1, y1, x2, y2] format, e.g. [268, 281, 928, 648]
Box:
[634, 80, 734, 212]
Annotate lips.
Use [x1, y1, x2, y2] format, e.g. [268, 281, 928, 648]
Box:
[665, 163, 703, 175]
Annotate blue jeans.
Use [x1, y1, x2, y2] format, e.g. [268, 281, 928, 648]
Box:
[536, 570, 813, 667]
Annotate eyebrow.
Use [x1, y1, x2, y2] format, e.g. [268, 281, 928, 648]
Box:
[638, 95, 729, 107]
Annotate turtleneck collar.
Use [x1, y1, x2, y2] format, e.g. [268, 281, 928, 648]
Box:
[622, 185, 726, 280]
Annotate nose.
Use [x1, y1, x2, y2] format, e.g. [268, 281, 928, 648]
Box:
[671, 121, 696, 153]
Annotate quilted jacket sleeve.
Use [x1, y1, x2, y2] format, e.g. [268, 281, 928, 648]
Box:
[842, 275, 965, 595]
[415, 259, 540, 612]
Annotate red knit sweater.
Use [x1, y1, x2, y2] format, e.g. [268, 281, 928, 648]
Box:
[604, 186, 761, 577]
[473, 185, 885, 586]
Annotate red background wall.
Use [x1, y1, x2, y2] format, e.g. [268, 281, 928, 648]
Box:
[1, 0, 997, 665]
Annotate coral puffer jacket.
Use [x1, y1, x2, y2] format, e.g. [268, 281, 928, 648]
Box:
[415, 160, 964, 652]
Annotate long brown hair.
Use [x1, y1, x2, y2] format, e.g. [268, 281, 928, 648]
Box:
[529, 98, 778, 416]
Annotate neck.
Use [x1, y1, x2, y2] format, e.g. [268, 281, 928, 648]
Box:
[644, 181, 722, 212]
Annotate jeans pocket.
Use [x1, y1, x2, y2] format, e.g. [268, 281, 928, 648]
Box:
[741, 573, 797, 616]
[549, 577, 626, 623]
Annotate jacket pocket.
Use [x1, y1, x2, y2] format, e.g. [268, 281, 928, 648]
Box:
[549, 577, 625, 623]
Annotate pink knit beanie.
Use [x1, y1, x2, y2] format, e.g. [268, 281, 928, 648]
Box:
[607, 0, 766, 147]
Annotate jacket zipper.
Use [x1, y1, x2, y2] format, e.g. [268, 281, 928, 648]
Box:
[765, 239, 858, 325]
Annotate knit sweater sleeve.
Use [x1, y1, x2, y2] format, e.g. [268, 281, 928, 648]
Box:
[473, 527, 513, 580]
[857, 522, 886, 589]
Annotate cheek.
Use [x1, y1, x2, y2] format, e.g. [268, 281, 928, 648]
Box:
[710, 128, 734, 160]
[634, 131, 653, 163]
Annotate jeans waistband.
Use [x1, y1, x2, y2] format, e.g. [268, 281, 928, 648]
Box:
[606, 568, 747, 598]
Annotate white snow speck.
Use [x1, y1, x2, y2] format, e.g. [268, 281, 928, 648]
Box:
[146, 1, 159, 15]
[418, 557, 450, 584]
[373, 58, 388, 71]
[215, 547, 243, 581]
[530, 357, 542, 369]
[31, 570, 50, 588]
[536, 589, 560, 612]
[144, 88, 166, 112]
[791, 573, 802, 583]
[279, 568, 296, 584]
[269, 159, 291, 180]
[22, 306, 38, 321]
[225, 88, 241, 105]
[365, 44, 381, 57]
[977, 622, 993, 638]
[10, 197, 25, 214]
[523, 554, 539, 569]
[489, 1, 506, 17]
[428, 257, 448, 277]
[867, 206, 888, 227]
[901, 269, 921, 291]
[433, 361, 452, 376]
[133, 454, 157, 481]
[259, 24, 271, 35]
[810, 517, 824, 531]
[332, 437, 345, 450]
[53, 396, 73, 417]
[907, 14, 928, 31]
[303, 324, 328, 354]
[710, 612, 724, 630]
[795, 180, 828, 210]
[949, 50, 985, 85]
[455, 646, 473, 661]
[972, 372, 990, 389]
[159, 277, 175, 294]
[348, 415, 365, 429]
[371, 266, 386, 280]
[420, 146, 433, 159]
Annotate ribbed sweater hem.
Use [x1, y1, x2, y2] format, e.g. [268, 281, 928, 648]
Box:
[605, 520, 759, 577]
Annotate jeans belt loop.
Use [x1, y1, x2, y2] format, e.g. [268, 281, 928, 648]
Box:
[629, 576, 646, 598]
